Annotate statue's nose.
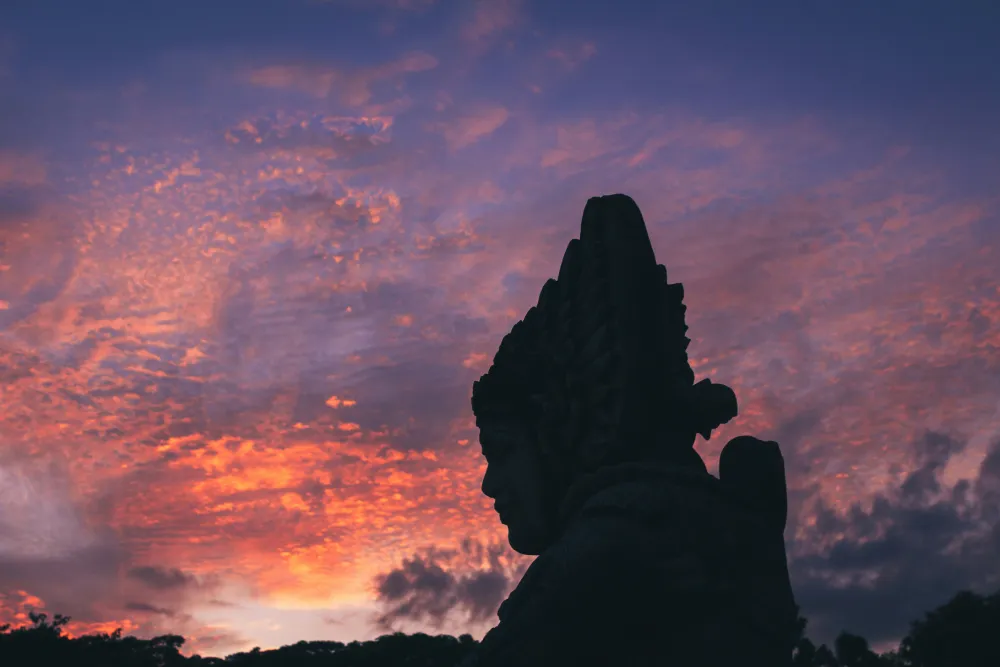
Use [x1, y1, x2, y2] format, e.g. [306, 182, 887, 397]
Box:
[481, 464, 500, 500]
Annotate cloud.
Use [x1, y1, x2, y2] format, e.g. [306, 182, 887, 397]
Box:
[372, 538, 529, 631]
[539, 119, 621, 169]
[790, 433, 1000, 646]
[222, 113, 394, 162]
[546, 41, 598, 70]
[432, 106, 510, 151]
[0, 458, 99, 562]
[186, 627, 252, 656]
[124, 601, 177, 616]
[460, 0, 522, 43]
[0, 151, 46, 186]
[0, 457, 131, 628]
[244, 52, 438, 105]
[127, 566, 200, 592]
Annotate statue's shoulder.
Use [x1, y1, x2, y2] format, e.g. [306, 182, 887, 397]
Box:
[567, 463, 727, 539]
[540, 467, 726, 589]
[474, 460, 795, 667]
[554, 461, 790, 602]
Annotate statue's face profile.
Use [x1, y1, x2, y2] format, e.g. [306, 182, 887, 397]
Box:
[478, 420, 551, 555]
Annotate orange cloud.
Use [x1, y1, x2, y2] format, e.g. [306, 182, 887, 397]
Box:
[326, 396, 357, 408]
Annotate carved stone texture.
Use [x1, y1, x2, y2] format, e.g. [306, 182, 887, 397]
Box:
[464, 194, 798, 666]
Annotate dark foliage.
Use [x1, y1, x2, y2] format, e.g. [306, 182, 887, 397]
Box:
[898, 589, 1000, 667]
[2, 588, 997, 666]
[789, 588, 1000, 667]
[0, 614, 477, 667]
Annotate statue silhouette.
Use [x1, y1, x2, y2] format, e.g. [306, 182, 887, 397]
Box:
[463, 194, 798, 666]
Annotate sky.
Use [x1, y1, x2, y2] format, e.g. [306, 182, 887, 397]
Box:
[0, 0, 999, 658]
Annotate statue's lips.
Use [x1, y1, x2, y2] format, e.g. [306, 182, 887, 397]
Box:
[494, 503, 510, 524]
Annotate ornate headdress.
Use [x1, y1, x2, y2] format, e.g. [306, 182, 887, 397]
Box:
[471, 194, 737, 478]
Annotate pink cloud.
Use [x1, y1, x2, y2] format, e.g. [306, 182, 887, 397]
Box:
[245, 51, 438, 105]
[540, 119, 621, 168]
[433, 106, 510, 151]
[460, 0, 522, 43]
[0, 151, 47, 186]
[546, 41, 598, 70]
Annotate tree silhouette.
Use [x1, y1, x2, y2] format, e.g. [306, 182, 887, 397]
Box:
[899, 589, 1000, 667]
[1, 588, 997, 666]
[0, 612, 187, 667]
[833, 631, 883, 667]
[792, 609, 839, 667]
[786, 588, 999, 667]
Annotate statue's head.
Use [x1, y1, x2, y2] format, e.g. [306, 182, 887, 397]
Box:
[476, 415, 551, 554]
[470, 315, 558, 555]
[471, 194, 740, 555]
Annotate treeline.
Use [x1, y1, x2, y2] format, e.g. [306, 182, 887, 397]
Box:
[789, 588, 999, 667]
[1, 588, 997, 666]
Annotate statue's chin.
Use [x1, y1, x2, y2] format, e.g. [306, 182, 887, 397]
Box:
[505, 526, 547, 556]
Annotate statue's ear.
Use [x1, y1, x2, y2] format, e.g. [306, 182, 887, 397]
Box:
[718, 436, 788, 534]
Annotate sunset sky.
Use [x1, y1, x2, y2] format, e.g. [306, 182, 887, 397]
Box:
[1, 0, 999, 657]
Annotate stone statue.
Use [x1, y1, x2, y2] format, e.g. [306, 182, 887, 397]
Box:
[461, 194, 798, 666]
